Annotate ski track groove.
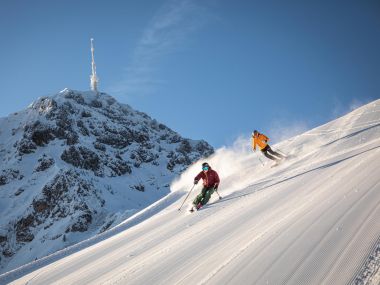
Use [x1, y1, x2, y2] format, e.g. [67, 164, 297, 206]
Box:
[216, 188, 325, 285]
[249, 182, 347, 284]
[198, 172, 335, 285]
[250, 164, 354, 284]
[101, 200, 247, 284]
[211, 149, 378, 284]
[113, 170, 312, 285]
[348, 211, 380, 285]
[313, 184, 380, 285]
[111, 220, 239, 284]
[362, 236, 380, 284]
[321, 195, 380, 285]
[16, 203, 206, 285]
[279, 178, 379, 285]
[34, 217, 183, 283]
[107, 220, 216, 284]
[115, 185, 296, 285]
[55, 213, 210, 285]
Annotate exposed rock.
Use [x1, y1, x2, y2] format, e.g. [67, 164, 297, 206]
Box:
[0, 169, 21, 186]
[196, 141, 214, 157]
[131, 183, 145, 192]
[96, 134, 131, 149]
[130, 147, 158, 165]
[30, 122, 55, 146]
[77, 120, 89, 136]
[169, 134, 182, 144]
[167, 152, 191, 172]
[15, 215, 35, 243]
[41, 172, 71, 207]
[81, 110, 92, 117]
[69, 212, 92, 232]
[15, 138, 37, 155]
[177, 139, 192, 154]
[33, 200, 49, 213]
[14, 188, 25, 196]
[90, 100, 103, 108]
[63, 91, 85, 104]
[2, 248, 13, 257]
[61, 146, 100, 172]
[106, 158, 132, 176]
[93, 142, 106, 152]
[35, 155, 55, 172]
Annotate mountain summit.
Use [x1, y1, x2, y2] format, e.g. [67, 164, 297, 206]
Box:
[0, 88, 213, 273]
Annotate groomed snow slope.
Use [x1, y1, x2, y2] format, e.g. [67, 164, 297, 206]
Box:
[2, 100, 380, 285]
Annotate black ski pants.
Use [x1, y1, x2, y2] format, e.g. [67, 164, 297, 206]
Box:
[261, 145, 285, 161]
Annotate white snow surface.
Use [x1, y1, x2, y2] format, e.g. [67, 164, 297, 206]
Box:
[1, 99, 380, 284]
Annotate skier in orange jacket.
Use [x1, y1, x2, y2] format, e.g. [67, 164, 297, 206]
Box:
[252, 130, 285, 161]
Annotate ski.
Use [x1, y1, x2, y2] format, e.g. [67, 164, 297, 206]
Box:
[271, 157, 287, 168]
[189, 207, 200, 213]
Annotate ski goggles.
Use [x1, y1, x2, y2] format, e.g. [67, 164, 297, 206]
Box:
[202, 166, 209, 171]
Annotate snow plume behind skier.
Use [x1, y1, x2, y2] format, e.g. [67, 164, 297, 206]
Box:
[170, 124, 313, 205]
[171, 138, 258, 197]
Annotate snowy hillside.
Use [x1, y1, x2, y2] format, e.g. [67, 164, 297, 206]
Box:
[1, 99, 380, 285]
[0, 89, 213, 274]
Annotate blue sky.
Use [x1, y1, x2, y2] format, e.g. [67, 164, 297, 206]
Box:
[1, 0, 379, 148]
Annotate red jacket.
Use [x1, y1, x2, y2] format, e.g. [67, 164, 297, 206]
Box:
[194, 168, 220, 188]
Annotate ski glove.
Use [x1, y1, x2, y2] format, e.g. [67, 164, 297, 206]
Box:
[214, 185, 218, 190]
[194, 180, 198, 185]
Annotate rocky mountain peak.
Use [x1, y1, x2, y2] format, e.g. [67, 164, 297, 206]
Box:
[0, 88, 213, 273]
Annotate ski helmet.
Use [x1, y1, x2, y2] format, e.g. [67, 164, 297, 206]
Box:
[202, 162, 209, 169]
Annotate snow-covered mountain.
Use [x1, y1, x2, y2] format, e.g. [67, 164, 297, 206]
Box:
[0, 89, 213, 274]
[1, 99, 380, 285]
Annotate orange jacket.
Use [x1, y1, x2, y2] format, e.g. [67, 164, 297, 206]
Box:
[252, 133, 269, 150]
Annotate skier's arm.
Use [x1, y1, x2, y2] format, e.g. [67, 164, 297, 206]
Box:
[194, 172, 203, 184]
[252, 137, 256, 151]
[213, 171, 220, 189]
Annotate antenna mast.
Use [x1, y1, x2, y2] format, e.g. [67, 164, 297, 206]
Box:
[90, 38, 99, 93]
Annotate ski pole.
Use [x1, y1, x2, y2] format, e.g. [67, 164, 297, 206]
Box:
[255, 151, 265, 166]
[215, 189, 222, 200]
[178, 184, 196, 211]
[272, 147, 288, 157]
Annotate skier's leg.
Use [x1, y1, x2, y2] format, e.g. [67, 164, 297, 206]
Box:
[261, 149, 279, 161]
[193, 192, 204, 205]
[266, 146, 283, 160]
[193, 194, 200, 205]
[201, 187, 215, 205]
[194, 187, 207, 206]
[273, 151, 285, 159]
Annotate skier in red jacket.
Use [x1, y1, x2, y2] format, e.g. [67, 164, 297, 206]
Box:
[192, 162, 220, 210]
